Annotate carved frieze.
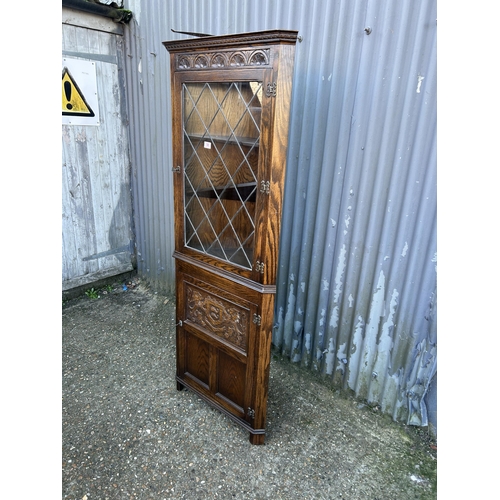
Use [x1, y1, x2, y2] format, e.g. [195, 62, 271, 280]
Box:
[176, 49, 270, 70]
[185, 284, 248, 350]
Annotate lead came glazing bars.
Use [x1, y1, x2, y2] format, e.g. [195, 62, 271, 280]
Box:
[182, 81, 262, 269]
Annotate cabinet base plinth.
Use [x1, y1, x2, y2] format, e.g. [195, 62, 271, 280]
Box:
[176, 376, 266, 445]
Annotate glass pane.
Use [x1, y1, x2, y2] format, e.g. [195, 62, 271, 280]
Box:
[182, 82, 262, 269]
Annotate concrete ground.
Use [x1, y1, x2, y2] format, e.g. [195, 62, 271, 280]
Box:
[62, 275, 437, 499]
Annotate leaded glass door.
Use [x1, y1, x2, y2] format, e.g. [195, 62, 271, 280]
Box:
[182, 81, 263, 270]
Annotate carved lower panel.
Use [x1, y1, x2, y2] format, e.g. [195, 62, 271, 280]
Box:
[185, 283, 248, 350]
[176, 48, 270, 70]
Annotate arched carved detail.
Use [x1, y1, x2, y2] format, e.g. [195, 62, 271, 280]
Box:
[229, 52, 247, 67]
[174, 49, 271, 70]
[249, 50, 268, 66]
[178, 55, 191, 69]
[194, 55, 209, 68]
[210, 53, 228, 67]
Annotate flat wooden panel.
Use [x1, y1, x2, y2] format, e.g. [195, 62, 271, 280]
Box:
[216, 350, 246, 410]
[185, 332, 210, 388]
[249, 292, 274, 429]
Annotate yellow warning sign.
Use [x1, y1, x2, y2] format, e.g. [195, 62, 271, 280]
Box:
[62, 67, 95, 117]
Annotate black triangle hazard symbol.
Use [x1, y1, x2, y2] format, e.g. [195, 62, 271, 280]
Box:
[62, 67, 95, 117]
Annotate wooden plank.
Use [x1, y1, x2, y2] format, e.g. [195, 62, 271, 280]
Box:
[62, 262, 133, 291]
[62, 7, 124, 36]
[62, 21, 133, 288]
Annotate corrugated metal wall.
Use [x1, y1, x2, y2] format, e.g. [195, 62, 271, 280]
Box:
[123, 0, 437, 429]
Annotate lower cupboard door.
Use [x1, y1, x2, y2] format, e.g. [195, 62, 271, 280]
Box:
[177, 273, 259, 425]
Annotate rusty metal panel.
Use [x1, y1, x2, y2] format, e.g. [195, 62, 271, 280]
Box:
[123, 0, 436, 430]
[62, 11, 134, 290]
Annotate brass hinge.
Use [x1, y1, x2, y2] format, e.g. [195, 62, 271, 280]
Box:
[247, 407, 255, 419]
[260, 180, 270, 194]
[266, 82, 277, 97]
[253, 314, 261, 326]
[254, 260, 265, 274]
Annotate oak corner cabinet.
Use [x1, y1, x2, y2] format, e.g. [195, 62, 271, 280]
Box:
[163, 29, 298, 445]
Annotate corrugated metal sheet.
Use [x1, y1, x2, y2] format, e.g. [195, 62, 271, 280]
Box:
[123, 0, 437, 429]
[62, 10, 135, 290]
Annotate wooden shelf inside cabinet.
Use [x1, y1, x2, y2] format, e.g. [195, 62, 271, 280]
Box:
[164, 29, 298, 445]
[186, 133, 260, 148]
[185, 182, 257, 202]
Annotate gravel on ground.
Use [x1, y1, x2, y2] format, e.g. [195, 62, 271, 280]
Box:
[62, 277, 437, 499]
